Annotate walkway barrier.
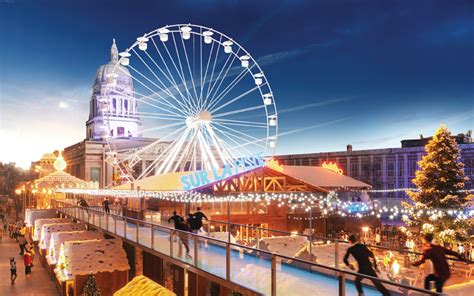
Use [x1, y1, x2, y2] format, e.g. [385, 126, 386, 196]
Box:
[52, 200, 447, 296]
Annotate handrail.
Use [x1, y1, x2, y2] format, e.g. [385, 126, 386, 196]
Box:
[52, 200, 449, 296]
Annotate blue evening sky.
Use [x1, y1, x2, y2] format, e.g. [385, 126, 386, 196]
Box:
[0, 0, 473, 167]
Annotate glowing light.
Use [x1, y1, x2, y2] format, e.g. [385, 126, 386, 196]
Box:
[322, 161, 343, 175]
[54, 152, 67, 171]
[266, 158, 284, 172]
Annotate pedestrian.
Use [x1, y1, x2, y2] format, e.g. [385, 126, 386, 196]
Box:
[412, 233, 467, 293]
[176, 220, 192, 258]
[168, 211, 184, 229]
[27, 245, 35, 267]
[343, 235, 391, 296]
[23, 251, 32, 276]
[18, 234, 27, 256]
[10, 257, 17, 284]
[102, 198, 111, 214]
[192, 207, 208, 232]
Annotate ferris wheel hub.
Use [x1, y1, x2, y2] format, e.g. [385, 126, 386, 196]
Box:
[186, 110, 212, 128]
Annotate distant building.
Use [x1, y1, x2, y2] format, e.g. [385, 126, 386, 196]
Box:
[275, 131, 474, 198]
[62, 40, 164, 187]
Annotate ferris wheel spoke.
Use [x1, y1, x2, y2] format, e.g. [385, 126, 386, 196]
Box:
[157, 128, 191, 174]
[135, 125, 189, 178]
[179, 29, 200, 106]
[204, 125, 235, 164]
[206, 50, 241, 109]
[213, 105, 265, 118]
[205, 35, 223, 104]
[170, 33, 198, 112]
[197, 131, 219, 170]
[213, 120, 267, 128]
[132, 48, 195, 115]
[212, 122, 266, 148]
[114, 87, 185, 118]
[206, 49, 236, 105]
[150, 37, 198, 114]
[126, 64, 190, 116]
[135, 121, 186, 135]
[114, 66, 186, 116]
[210, 85, 260, 114]
[206, 65, 253, 111]
[200, 39, 215, 102]
[210, 125, 255, 157]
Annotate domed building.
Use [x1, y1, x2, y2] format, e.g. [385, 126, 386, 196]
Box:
[86, 39, 141, 140]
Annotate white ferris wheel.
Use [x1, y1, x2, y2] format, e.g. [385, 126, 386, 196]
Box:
[101, 24, 278, 182]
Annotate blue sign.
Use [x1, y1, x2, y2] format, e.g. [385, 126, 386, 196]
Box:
[180, 154, 265, 191]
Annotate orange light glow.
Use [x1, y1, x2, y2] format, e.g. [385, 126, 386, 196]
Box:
[322, 161, 343, 175]
[266, 158, 284, 172]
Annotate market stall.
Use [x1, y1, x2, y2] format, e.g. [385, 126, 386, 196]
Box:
[55, 239, 130, 296]
[39, 222, 85, 267]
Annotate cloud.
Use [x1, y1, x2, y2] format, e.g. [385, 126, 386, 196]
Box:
[0, 82, 89, 168]
[256, 41, 339, 67]
[278, 97, 353, 114]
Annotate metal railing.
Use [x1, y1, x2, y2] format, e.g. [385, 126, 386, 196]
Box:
[52, 199, 447, 296]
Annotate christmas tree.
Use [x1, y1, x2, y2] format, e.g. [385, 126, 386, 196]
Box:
[403, 124, 473, 243]
[81, 273, 101, 296]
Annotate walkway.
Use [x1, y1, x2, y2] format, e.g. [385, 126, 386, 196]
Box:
[0, 234, 58, 296]
[61, 206, 425, 296]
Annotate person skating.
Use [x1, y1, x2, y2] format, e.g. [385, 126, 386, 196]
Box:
[102, 198, 111, 214]
[192, 207, 208, 232]
[168, 211, 184, 228]
[187, 214, 201, 234]
[176, 220, 192, 258]
[23, 251, 32, 276]
[10, 257, 17, 284]
[343, 235, 391, 296]
[77, 198, 89, 213]
[412, 233, 468, 293]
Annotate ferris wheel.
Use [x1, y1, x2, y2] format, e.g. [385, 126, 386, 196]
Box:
[102, 24, 278, 182]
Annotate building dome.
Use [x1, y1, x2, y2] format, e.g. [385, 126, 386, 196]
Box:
[86, 39, 141, 140]
[92, 39, 132, 95]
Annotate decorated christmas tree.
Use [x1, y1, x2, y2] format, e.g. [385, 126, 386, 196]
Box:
[403, 124, 473, 243]
[81, 273, 101, 296]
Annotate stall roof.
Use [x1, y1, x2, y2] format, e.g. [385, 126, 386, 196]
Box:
[280, 165, 370, 189]
[113, 165, 370, 192]
[57, 239, 129, 280]
[114, 275, 176, 296]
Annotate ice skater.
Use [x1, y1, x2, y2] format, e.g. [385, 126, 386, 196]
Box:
[412, 233, 468, 293]
[343, 235, 390, 296]
[102, 198, 111, 214]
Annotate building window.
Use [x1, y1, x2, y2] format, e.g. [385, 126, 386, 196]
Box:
[91, 167, 101, 184]
[398, 161, 404, 177]
[117, 127, 125, 136]
[387, 162, 394, 177]
[408, 160, 417, 177]
[351, 163, 358, 177]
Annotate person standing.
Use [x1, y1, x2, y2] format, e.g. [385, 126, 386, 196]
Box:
[23, 251, 32, 276]
[343, 235, 391, 296]
[10, 257, 17, 284]
[412, 233, 467, 293]
[102, 198, 111, 214]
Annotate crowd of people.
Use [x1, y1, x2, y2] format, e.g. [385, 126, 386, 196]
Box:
[0, 207, 35, 285]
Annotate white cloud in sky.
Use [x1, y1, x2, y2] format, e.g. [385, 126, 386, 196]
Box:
[0, 82, 89, 168]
